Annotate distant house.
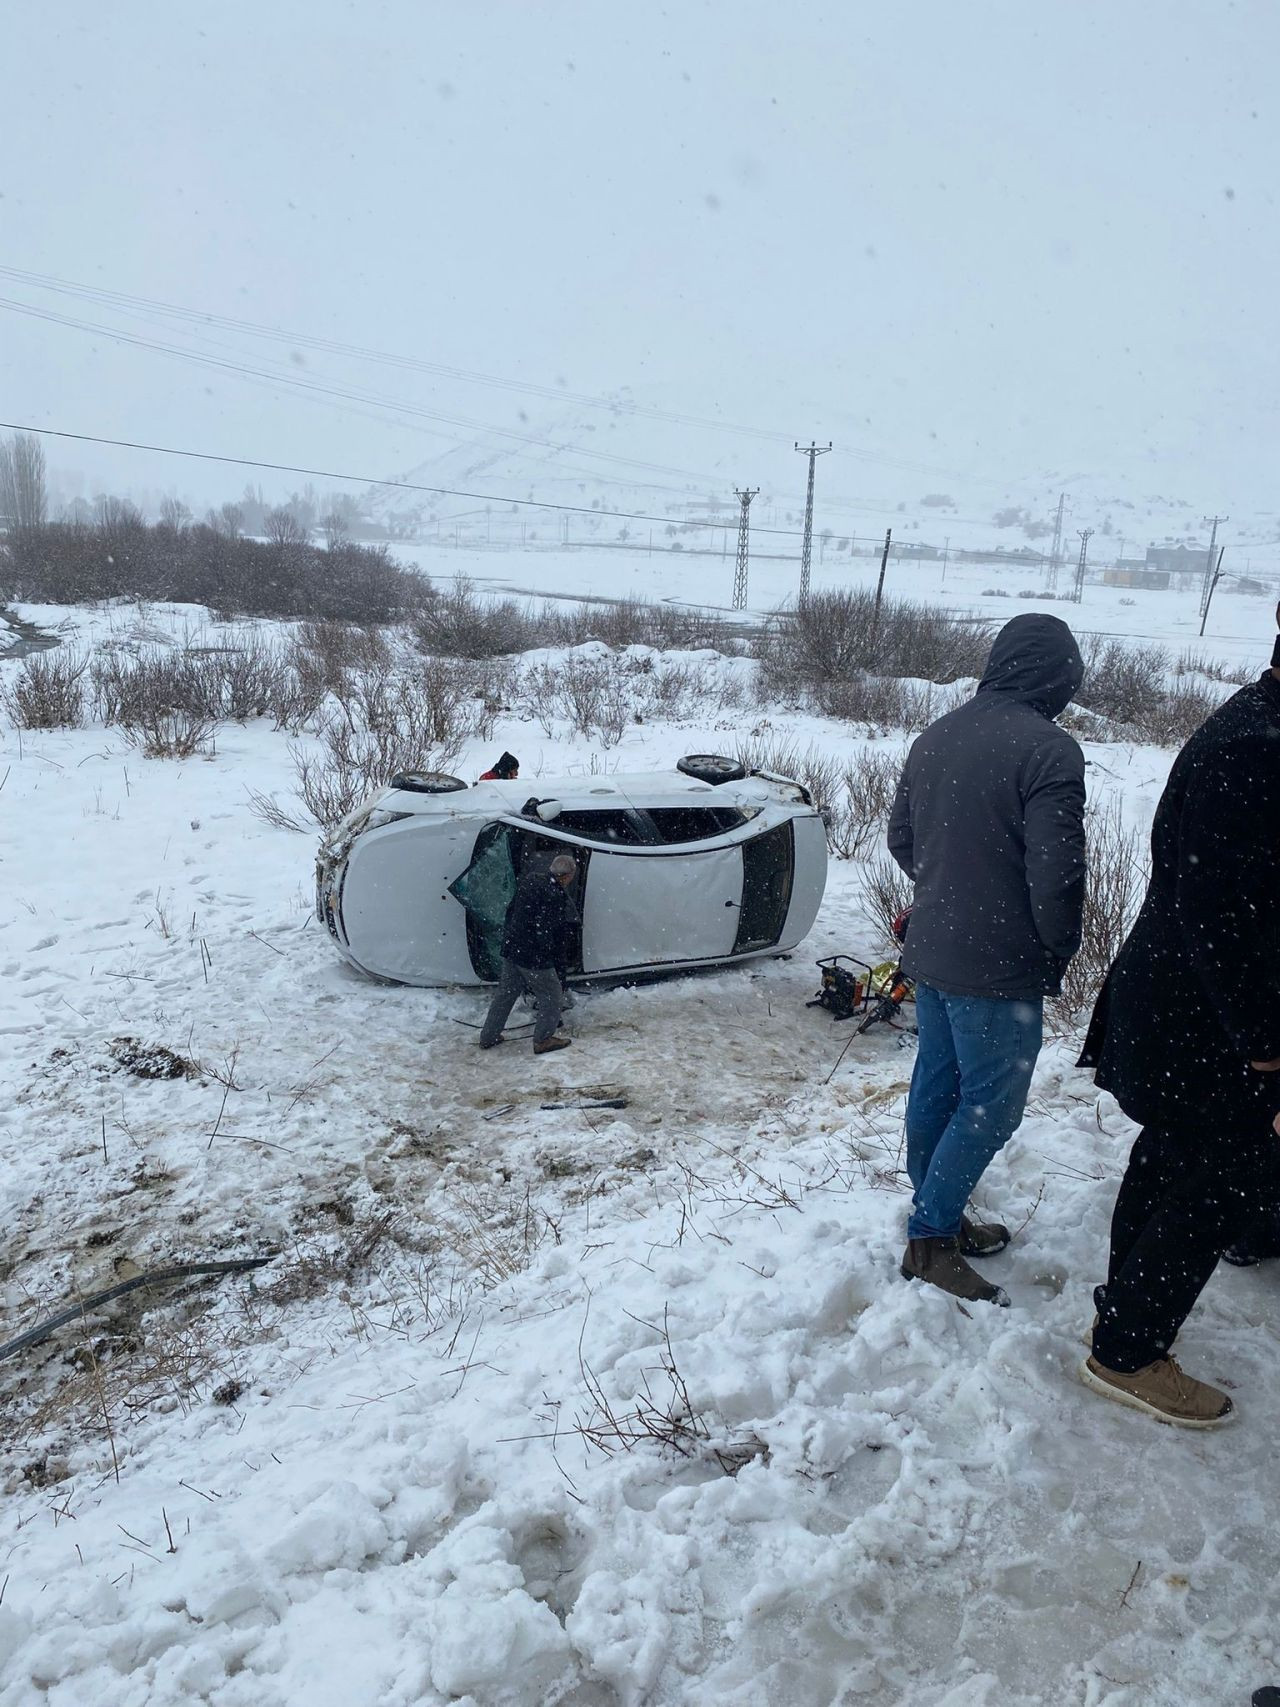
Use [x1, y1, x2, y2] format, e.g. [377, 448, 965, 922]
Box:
[1104, 567, 1170, 591]
[1145, 545, 1211, 576]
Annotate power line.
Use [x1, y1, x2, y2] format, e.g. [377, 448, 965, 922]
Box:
[0, 262, 992, 483]
[0, 418, 825, 541]
[0, 293, 982, 530]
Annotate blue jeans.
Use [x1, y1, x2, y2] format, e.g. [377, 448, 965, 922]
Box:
[905, 983, 1043, 1241]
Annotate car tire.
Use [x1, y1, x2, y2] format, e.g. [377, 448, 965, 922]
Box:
[676, 753, 748, 786]
[390, 771, 468, 794]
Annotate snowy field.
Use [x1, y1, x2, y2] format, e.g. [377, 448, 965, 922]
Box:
[1, 588, 1278, 1707]
[393, 539, 1280, 671]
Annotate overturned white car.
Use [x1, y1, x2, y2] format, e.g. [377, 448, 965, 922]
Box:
[316, 755, 828, 986]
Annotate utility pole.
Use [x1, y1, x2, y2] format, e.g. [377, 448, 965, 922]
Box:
[942, 536, 950, 587]
[794, 441, 832, 606]
[1198, 515, 1228, 619]
[1198, 544, 1227, 637]
[1046, 492, 1066, 593]
[1071, 528, 1093, 604]
[732, 486, 759, 611]
[874, 528, 893, 614]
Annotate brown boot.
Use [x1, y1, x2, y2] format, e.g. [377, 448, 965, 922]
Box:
[1080, 1354, 1234, 1428]
[900, 1237, 1010, 1307]
[533, 1034, 572, 1055]
[958, 1213, 1010, 1258]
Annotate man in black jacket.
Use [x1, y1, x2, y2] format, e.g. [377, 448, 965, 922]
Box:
[1078, 631, 1280, 1427]
[478, 853, 578, 1054]
[888, 613, 1086, 1306]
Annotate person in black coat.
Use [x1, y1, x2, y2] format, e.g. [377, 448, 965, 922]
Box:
[888, 613, 1087, 1306]
[478, 853, 578, 1054]
[1078, 625, 1280, 1426]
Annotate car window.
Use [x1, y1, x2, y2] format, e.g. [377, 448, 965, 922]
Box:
[734, 822, 794, 953]
[550, 808, 652, 845]
[644, 805, 758, 844]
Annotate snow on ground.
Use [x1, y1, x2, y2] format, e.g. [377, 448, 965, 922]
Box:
[1, 601, 1278, 1706]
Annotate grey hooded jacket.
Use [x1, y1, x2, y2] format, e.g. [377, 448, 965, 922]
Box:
[887, 613, 1087, 1000]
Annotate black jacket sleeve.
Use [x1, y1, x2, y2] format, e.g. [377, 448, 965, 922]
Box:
[887, 765, 916, 879]
[1021, 733, 1087, 963]
[1175, 740, 1280, 1060]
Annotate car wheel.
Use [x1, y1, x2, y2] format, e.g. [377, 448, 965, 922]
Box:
[676, 753, 748, 786]
[390, 771, 468, 794]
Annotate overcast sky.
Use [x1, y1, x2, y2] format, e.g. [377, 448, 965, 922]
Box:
[3, 1, 1276, 523]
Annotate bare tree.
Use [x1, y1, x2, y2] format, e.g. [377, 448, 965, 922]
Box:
[0, 432, 48, 531]
[158, 496, 192, 531]
[323, 509, 350, 551]
[209, 501, 244, 540]
[265, 506, 309, 547]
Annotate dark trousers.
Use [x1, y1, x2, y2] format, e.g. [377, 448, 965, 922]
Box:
[478, 960, 564, 1047]
[1093, 1118, 1280, 1372]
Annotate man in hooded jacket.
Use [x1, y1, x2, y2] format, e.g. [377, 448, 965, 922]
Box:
[1076, 617, 1280, 1427]
[888, 613, 1086, 1306]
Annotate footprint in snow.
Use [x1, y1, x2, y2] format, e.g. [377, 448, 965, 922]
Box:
[31, 935, 59, 952]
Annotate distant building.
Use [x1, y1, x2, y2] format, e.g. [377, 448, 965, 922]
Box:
[1104, 567, 1171, 591]
[1145, 545, 1211, 576]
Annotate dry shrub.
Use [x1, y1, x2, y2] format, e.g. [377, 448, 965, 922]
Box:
[1049, 799, 1148, 1032]
[1, 649, 89, 728]
[294, 619, 391, 690]
[1173, 647, 1254, 687]
[736, 738, 902, 860]
[412, 576, 538, 659]
[756, 589, 989, 710]
[1072, 637, 1228, 746]
[123, 707, 217, 759]
[411, 575, 734, 662]
[1129, 680, 1221, 747]
[289, 662, 481, 827]
[860, 855, 915, 954]
[1076, 637, 1169, 726]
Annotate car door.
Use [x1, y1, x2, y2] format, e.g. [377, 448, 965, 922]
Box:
[580, 844, 745, 972]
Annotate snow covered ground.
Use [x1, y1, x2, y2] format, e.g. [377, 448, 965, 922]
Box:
[1, 597, 1278, 1707]
[395, 540, 1278, 672]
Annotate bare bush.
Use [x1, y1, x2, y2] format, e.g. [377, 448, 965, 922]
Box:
[93, 650, 214, 726]
[756, 590, 990, 713]
[1173, 647, 1253, 687]
[1, 649, 89, 728]
[830, 751, 902, 859]
[1049, 799, 1148, 1032]
[291, 662, 481, 827]
[1076, 637, 1169, 725]
[123, 707, 217, 759]
[736, 738, 902, 860]
[860, 855, 915, 953]
[410, 576, 735, 662]
[557, 656, 607, 736]
[1073, 638, 1226, 746]
[294, 619, 391, 691]
[1130, 680, 1219, 746]
[411, 576, 538, 659]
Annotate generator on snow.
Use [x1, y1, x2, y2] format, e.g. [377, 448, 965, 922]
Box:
[807, 906, 915, 1036]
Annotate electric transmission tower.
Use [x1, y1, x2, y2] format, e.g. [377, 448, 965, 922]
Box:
[1071, 528, 1093, 603]
[732, 487, 758, 610]
[794, 441, 832, 605]
[1045, 492, 1066, 593]
[1198, 514, 1228, 619]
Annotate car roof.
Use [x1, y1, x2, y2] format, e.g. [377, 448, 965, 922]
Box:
[381, 770, 794, 816]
